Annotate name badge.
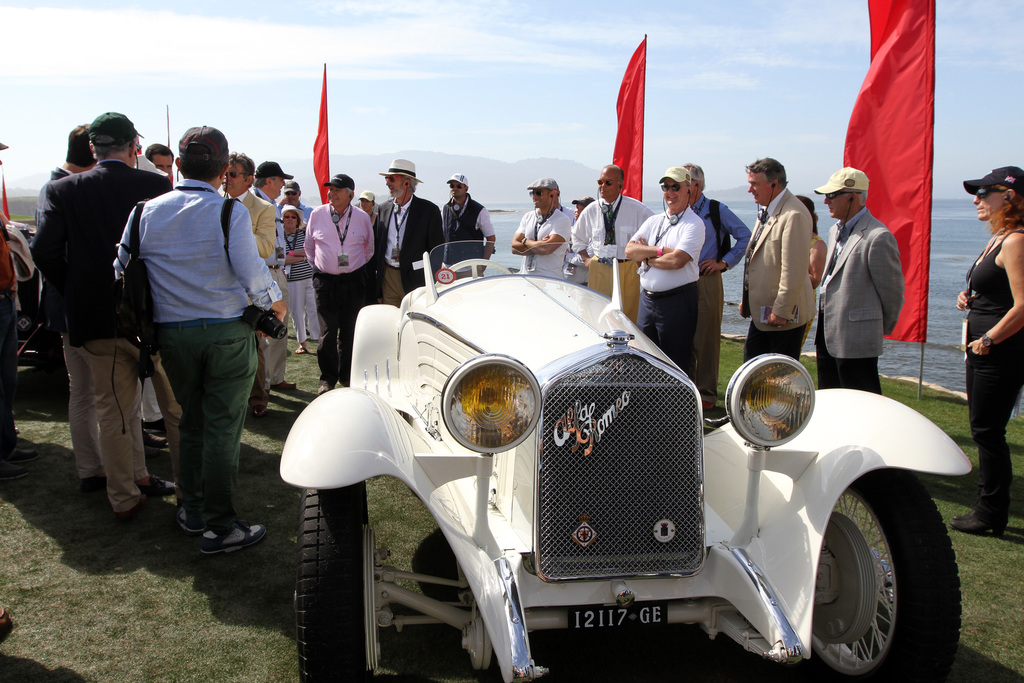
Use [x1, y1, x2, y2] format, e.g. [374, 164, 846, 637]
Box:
[390, 245, 400, 260]
[275, 245, 285, 263]
[338, 252, 349, 268]
[961, 318, 968, 352]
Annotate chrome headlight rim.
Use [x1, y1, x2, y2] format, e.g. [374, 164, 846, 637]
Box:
[441, 354, 541, 453]
[725, 353, 815, 448]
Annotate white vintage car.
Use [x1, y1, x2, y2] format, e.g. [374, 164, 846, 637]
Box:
[281, 240, 970, 682]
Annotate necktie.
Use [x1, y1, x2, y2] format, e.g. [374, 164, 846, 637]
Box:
[603, 203, 616, 245]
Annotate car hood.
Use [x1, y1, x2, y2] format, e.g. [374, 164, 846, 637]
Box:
[412, 275, 668, 371]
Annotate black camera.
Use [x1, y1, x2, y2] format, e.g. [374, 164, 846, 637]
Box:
[242, 305, 287, 339]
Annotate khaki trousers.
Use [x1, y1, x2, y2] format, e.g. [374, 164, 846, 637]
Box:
[382, 265, 404, 307]
[588, 260, 641, 323]
[82, 338, 181, 513]
[266, 268, 290, 385]
[691, 272, 724, 405]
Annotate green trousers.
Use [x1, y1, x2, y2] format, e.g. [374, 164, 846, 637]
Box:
[158, 319, 256, 535]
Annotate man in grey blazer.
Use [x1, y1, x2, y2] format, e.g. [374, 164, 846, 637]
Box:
[813, 168, 904, 393]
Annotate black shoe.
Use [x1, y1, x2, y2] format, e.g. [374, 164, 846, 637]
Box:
[137, 475, 175, 497]
[142, 430, 168, 449]
[79, 475, 107, 493]
[142, 418, 166, 433]
[7, 449, 37, 463]
[950, 511, 1007, 537]
[0, 461, 27, 480]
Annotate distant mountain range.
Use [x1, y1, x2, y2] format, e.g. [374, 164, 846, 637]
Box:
[6, 151, 753, 217]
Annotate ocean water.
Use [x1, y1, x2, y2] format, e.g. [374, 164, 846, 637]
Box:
[484, 197, 988, 394]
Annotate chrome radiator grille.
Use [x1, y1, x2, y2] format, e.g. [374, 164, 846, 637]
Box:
[536, 354, 704, 580]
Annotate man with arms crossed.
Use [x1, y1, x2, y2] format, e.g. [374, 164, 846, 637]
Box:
[512, 178, 571, 278]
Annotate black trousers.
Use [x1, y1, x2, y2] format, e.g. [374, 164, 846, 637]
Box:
[313, 270, 365, 387]
[743, 321, 807, 362]
[966, 347, 1024, 525]
[814, 318, 882, 394]
[638, 284, 699, 376]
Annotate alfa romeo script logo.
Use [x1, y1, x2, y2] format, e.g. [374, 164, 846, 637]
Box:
[552, 390, 630, 457]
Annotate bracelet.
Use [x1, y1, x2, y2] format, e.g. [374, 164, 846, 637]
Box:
[657, 246, 664, 257]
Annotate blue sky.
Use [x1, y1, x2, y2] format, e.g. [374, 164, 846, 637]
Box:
[1, 0, 1021, 198]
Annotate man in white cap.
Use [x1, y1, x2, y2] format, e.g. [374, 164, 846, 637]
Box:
[812, 167, 904, 393]
[512, 178, 570, 278]
[442, 173, 495, 257]
[572, 164, 654, 322]
[625, 168, 704, 375]
[374, 159, 443, 306]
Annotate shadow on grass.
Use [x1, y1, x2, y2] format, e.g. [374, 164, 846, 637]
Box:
[0, 653, 87, 682]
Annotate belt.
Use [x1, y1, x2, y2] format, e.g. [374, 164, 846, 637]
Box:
[268, 265, 282, 270]
[597, 257, 630, 265]
[386, 264, 401, 270]
[643, 281, 698, 300]
[157, 317, 240, 329]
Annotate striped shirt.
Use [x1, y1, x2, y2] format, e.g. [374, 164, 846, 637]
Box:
[284, 228, 313, 281]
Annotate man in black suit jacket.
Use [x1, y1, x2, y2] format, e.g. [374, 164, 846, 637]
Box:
[33, 112, 180, 521]
[374, 158, 443, 305]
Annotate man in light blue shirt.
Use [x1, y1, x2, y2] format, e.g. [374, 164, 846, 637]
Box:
[683, 164, 752, 410]
[116, 126, 285, 555]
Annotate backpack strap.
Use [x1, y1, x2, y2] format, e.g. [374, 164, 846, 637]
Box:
[220, 198, 236, 264]
[129, 200, 146, 258]
[709, 199, 732, 261]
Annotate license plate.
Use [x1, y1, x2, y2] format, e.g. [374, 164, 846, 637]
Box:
[569, 601, 668, 630]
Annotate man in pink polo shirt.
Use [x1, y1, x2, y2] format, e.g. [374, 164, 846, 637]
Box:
[305, 173, 375, 395]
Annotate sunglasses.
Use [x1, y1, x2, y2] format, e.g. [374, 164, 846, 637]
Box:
[597, 179, 617, 187]
[284, 190, 297, 195]
[824, 190, 856, 200]
[530, 189, 548, 197]
[661, 183, 681, 192]
[226, 171, 249, 179]
[449, 183, 465, 190]
[976, 187, 1006, 199]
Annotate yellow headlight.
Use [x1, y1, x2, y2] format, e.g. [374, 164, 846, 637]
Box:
[443, 356, 541, 452]
[726, 354, 815, 447]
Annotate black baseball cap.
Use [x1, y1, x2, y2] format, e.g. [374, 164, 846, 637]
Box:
[178, 126, 229, 163]
[323, 173, 355, 191]
[255, 161, 293, 179]
[964, 166, 1024, 195]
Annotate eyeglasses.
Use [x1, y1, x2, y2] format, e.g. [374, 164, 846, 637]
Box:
[661, 183, 681, 192]
[597, 179, 617, 187]
[284, 190, 297, 196]
[976, 187, 1006, 199]
[226, 171, 250, 179]
[530, 189, 548, 197]
[824, 190, 856, 200]
[449, 183, 465, 190]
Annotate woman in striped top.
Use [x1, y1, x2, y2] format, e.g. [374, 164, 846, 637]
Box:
[283, 205, 320, 354]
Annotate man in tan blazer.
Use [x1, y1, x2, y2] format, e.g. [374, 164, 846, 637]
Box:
[812, 168, 904, 393]
[222, 152, 277, 417]
[739, 157, 814, 361]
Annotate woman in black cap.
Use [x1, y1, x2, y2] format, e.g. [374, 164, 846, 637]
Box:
[953, 166, 1024, 536]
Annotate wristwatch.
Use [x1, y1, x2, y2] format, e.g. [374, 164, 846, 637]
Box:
[981, 334, 994, 347]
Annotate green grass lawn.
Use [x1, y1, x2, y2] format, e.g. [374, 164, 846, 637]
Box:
[1, 336, 1022, 682]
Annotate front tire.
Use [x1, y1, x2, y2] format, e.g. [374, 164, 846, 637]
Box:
[296, 485, 372, 682]
[811, 469, 961, 681]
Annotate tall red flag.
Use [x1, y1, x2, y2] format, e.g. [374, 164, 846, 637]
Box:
[613, 37, 646, 201]
[844, 0, 935, 343]
[313, 64, 330, 205]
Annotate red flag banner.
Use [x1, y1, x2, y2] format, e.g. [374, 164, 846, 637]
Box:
[844, 0, 935, 343]
[313, 64, 330, 204]
[613, 36, 646, 201]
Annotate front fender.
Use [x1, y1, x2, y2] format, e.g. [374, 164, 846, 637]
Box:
[704, 388, 969, 660]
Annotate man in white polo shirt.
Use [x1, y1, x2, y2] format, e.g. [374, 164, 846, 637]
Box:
[625, 167, 705, 376]
[512, 177, 570, 277]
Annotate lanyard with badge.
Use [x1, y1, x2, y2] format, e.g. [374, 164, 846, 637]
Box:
[640, 213, 675, 274]
[601, 197, 622, 247]
[391, 203, 409, 261]
[526, 209, 555, 272]
[332, 207, 352, 268]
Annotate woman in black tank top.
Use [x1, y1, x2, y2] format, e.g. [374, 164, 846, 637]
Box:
[952, 166, 1024, 536]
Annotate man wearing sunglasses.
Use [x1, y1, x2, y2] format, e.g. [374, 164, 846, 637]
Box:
[281, 179, 314, 222]
[572, 164, 654, 322]
[811, 168, 904, 393]
[739, 157, 814, 361]
[512, 178, 571, 278]
[625, 167, 705, 375]
[442, 173, 495, 258]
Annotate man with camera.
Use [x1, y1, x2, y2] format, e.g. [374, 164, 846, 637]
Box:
[115, 125, 284, 555]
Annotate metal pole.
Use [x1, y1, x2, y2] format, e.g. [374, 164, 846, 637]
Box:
[917, 341, 924, 399]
